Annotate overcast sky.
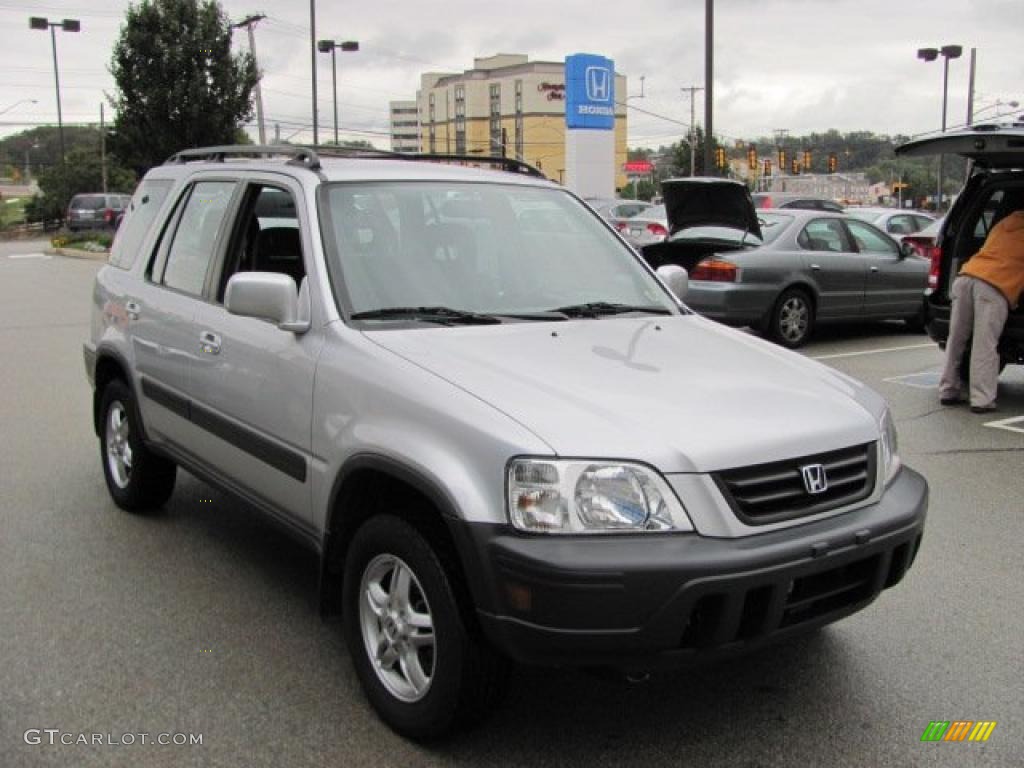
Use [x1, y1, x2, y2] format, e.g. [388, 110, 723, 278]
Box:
[1, 0, 1021, 148]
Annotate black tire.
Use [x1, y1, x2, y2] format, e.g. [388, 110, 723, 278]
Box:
[768, 288, 815, 348]
[99, 379, 176, 512]
[342, 514, 507, 740]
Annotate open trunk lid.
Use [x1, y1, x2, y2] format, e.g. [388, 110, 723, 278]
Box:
[896, 126, 1024, 168]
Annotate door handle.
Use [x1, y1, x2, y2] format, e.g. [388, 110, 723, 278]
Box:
[199, 331, 222, 355]
[869, 266, 880, 273]
[809, 264, 821, 271]
[125, 301, 141, 320]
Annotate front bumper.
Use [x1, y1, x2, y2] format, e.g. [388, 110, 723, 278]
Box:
[453, 468, 927, 669]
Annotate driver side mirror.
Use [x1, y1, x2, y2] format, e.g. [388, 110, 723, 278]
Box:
[898, 241, 914, 259]
[657, 264, 689, 301]
[225, 272, 310, 333]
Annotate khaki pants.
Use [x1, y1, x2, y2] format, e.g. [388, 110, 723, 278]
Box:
[939, 275, 1009, 407]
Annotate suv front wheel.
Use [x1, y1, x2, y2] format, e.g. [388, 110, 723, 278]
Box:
[342, 514, 506, 740]
[99, 379, 176, 511]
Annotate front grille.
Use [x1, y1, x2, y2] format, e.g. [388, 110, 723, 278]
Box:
[715, 443, 876, 525]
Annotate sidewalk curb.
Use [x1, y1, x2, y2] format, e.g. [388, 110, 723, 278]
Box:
[47, 247, 110, 262]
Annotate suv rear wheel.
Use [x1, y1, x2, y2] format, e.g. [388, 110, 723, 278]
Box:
[342, 514, 506, 740]
[99, 379, 176, 511]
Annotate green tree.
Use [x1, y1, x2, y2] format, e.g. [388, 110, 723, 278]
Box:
[109, 0, 258, 173]
[27, 146, 136, 223]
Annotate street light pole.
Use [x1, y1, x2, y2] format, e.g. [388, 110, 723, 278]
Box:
[317, 39, 359, 146]
[917, 44, 962, 211]
[0, 98, 38, 116]
[30, 16, 79, 220]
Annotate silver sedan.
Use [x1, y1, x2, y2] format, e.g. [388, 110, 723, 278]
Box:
[641, 210, 930, 348]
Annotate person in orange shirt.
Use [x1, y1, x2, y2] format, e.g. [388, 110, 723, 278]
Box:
[939, 209, 1024, 412]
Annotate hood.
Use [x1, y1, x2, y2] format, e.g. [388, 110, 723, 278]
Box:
[662, 178, 762, 240]
[896, 126, 1024, 169]
[365, 317, 882, 474]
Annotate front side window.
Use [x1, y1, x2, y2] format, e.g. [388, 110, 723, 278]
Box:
[319, 182, 677, 319]
[162, 181, 236, 295]
[845, 219, 898, 255]
[216, 185, 305, 301]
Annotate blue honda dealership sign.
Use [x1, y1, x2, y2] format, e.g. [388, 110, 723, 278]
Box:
[565, 53, 615, 130]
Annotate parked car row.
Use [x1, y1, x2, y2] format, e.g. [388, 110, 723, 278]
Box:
[605, 181, 930, 347]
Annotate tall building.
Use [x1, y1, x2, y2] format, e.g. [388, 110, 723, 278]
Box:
[389, 100, 419, 153]
[411, 54, 628, 188]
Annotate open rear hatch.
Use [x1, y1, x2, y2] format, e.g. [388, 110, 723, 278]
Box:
[896, 125, 1024, 168]
[641, 177, 762, 271]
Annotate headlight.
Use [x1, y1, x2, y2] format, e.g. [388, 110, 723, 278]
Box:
[508, 459, 693, 534]
[879, 408, 901, 486]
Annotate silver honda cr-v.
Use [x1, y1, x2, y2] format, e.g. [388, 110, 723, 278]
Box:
[85, 146, 927, 739]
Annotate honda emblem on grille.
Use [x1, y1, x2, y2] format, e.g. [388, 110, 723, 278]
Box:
[800, 463, 829, 495]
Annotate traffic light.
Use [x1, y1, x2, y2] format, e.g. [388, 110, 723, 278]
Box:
[715, 146, 726, 169]
[747, 144, 757, 170]
[827, 153, 838, 174]
[802, 150, 811, 170]
[763, 159, 772, 177]
[778, 149, 787, 171]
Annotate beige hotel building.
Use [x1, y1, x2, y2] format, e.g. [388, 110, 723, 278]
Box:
[390, 54, 629, 189]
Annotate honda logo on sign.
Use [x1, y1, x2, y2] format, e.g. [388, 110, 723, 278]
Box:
[800, 464, 829, 495]
[586, 66, 611, 102]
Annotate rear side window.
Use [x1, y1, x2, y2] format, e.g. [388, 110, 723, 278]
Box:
[162, 181, 236, 295]
[109, 180, 173, 270]
[798, 219, 848, 252]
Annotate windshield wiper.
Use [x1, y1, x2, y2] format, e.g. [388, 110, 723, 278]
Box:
[549, 301, 673, 318]
[350, 306, 502, 325]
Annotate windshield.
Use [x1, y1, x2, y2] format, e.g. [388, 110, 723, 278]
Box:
[320, 182, 678, 320]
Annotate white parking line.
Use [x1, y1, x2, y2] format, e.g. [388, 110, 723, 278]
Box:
[811, 342, 935, 361]
[7, 253, 51, 260]
[983, 415, 1024, 435]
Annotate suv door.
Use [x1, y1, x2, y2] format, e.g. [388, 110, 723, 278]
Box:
[188, 179, 321, 529]
[796, 217, 864, 318]
[132, 179, 238, 447]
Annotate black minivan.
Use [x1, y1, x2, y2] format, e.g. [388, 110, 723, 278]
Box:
[896, 124, 1024, 371]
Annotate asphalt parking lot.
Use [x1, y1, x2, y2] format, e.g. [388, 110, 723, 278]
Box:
[1, 242, 1021, 767]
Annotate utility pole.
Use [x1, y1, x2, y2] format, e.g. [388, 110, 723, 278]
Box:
[681, 85, 704, 176]
[100, 103, 107, 193]
[965, 47, 976, 125]
[310, 0, 318, 146]
[704, 0, 714, 177]
[232, 14, 267, 144]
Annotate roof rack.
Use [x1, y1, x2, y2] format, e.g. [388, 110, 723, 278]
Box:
[164, 144, 547, 179]
[166, 145, 323, 169]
